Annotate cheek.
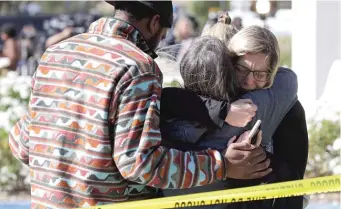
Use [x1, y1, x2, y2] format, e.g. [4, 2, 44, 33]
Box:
[236, 74, 244, 83]
[256, 81, 267, 89]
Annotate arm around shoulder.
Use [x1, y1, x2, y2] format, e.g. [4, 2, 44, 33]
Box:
[110, 69, 228, 189]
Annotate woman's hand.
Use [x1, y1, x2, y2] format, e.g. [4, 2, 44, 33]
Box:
[223, 131, 271, 179]
[225, 99, 257, 127]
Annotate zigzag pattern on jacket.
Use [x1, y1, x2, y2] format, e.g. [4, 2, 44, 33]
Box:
[9, 18, 227, 209]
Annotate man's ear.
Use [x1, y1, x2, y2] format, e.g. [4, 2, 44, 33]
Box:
[147, 14, 161, 34]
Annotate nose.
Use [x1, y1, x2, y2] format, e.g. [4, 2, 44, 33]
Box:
[244, 72, 255, 85]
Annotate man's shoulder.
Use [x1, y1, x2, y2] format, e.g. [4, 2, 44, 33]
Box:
[116, 38, 161, 75]
[92, 35, 160, 77]
[48, 33, 160, 78]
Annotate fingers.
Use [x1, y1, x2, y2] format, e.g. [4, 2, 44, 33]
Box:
[228, 151, 250, 165]
[236, 99, 257, 111]
[230, 140, 255, 151]
[248, 168, 272, 179]
[239, 99, 253, 104]
[244, 146, 265, 160]
[227, 136, 237, 146]
[237, 131, 251, 144]
[249, 111, 256, 118]
[242, 100, 257, 112]
[248, 103, 258, 112]
[252, 159, 271, 172]
[244, 105, 257, 126]
[247, 151, 267, 166]
[255, 130, 262, 147]
[236, 132, 250, 143]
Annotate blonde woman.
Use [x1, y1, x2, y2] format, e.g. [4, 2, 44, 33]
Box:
[203, 13, 308, 209]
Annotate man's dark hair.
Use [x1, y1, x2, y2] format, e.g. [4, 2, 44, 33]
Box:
[0, 23, 17, 38]
[112, 1, 172, 28]
[180, 36, 238, 101]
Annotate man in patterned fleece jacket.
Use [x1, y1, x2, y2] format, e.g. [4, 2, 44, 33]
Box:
[8, 1, 270, 208]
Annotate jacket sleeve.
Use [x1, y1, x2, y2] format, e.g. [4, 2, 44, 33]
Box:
[273, 100, 308, 179]
[241, 67, 298, 147]
[110, 71, 228, 189]
[8, 77, 36, 165]
[201, 97, 229, 129]
[160, 87, 220, 128]
[8, 111, 31, 165]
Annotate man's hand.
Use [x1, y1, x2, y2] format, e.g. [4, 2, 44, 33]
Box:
[225, 99, 257, 127]
[223, 131, 272, 179]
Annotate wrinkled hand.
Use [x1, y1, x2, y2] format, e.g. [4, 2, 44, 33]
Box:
[223, 131, 271, 179]
[225, 99, 257, 127]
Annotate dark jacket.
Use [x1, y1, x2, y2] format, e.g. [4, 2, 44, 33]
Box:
[271, 100, 309, 209]
[160, 93, 308, 209]
[159, 69, 308, 209]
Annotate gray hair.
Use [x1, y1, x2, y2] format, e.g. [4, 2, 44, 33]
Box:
[180, 36, 238, 101]
[228, 25, 280, 88]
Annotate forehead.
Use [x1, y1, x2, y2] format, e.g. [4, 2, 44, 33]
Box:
[237, 53, 269, 71]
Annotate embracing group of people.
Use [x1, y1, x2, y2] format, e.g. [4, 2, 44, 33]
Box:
[9, 1, 309, 209]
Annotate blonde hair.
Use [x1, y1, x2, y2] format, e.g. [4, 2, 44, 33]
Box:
[201, 12, 239, 47]
[228, 26, 280, 88]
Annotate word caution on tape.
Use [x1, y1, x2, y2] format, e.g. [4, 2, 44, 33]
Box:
[79, 175, 340, 209]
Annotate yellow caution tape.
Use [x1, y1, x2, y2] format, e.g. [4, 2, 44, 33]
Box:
[82, 175, 340, 209]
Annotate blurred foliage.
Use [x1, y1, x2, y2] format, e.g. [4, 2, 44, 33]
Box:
[0, 128, 27, 191]
[38, 1, 98, 14]
[277, 35, 292, 68]
[305, 118, 340, 178]
[0, 1, 99, 16]
[0, 74, 31, 192]
[164, 80, 183, 88]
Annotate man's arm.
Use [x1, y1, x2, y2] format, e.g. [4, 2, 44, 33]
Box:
[8, 111, 30, 165]
[110, 72, 228, 189]
[8, 74, 35, 165]
[8, 77, 35, 165]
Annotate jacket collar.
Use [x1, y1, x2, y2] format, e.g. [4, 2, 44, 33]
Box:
[88, 17, 157, 59]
